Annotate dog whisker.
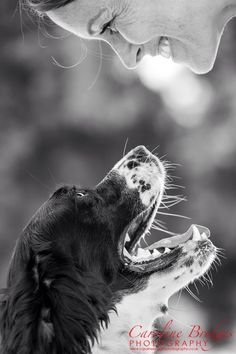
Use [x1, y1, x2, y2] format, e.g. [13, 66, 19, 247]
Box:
[25, 169, 51, 191]
[122, 137, 129, 157]
[149, 145, 160, 155]
[185, 286, 202, 302]
[156, 211, 190, 220]
[151, 224, 177, 236]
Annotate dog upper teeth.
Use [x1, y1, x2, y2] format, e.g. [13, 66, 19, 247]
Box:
[125, 233, 131, 243]
[164, 247, 171, 254]
[137, 248, 147, 257]
[192, 225, 201, 241]
[201, 232, 207, 240]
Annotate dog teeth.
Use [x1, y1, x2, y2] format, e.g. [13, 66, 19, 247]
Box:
[133, 248, 152, 260]
[146, 250, 153, 258]
[137, 248, 147, 257]
[125, 233, 130, 243]
[201, 232, 207, 240]
[133, 246, 172, 261]
[153, 249, 161, 257]
[132, 245, 173, 262]
[192, 225, 201, 241]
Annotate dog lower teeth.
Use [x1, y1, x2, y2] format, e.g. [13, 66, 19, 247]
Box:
[130, 246, 171, 261]
[153, 249, 161, 256]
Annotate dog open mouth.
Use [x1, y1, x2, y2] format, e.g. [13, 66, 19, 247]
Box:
[121, 197, 211, 273]
[113, 145, 213, 274]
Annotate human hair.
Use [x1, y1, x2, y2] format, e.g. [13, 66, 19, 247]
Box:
[22, 0, 75, 12]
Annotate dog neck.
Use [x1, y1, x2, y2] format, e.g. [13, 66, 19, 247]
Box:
[93, 273, 170, 354]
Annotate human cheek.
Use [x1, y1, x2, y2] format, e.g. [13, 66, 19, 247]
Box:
[118, 22, 157, 45]
[117, 1, 163, 44]
[115, 7, 156, 44]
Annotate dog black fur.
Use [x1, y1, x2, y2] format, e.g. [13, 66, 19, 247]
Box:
[0, 174, 148, 354]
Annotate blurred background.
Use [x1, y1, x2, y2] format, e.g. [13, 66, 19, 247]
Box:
[0, 1, 236, 352]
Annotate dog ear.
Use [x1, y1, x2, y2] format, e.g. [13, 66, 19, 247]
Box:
[0, 237, 36, 354]
[0, 237, 114, 354]
[34, 249, 113, 353]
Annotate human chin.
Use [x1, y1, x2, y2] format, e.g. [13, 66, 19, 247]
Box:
[174, 38, 219, 74]
[188, 44, 219, 74]
[183, 54, 215, 74]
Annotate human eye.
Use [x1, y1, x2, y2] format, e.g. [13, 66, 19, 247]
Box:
[100, 19, 118, 35]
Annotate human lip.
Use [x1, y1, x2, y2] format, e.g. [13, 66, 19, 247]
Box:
[158, 37, 172, 59]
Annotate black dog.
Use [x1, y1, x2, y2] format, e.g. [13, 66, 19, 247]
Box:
[0, 146, 216, 354]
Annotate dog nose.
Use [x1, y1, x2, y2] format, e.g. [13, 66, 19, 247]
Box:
[130, 146, 165, 178]
[132, 146, 150, 161]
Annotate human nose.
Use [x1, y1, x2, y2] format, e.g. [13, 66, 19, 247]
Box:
[110, 40, 143, 69]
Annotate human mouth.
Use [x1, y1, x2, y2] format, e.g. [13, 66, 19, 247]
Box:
[158, 37, 172, 59]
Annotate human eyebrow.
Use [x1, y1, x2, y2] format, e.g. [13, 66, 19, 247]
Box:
[87, 8, 107, 36]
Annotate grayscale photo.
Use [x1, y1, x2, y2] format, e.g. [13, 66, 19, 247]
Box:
[0, 1, 236, 353]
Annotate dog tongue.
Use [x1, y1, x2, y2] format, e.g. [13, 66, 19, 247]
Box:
[145, 224, 210, 251]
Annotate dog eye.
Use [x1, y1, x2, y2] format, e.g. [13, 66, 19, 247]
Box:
[76, 192, 86, 197]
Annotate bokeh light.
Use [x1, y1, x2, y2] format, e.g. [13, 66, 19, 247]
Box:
[0, 2, 236, 352]
[138, 55, 213, 127]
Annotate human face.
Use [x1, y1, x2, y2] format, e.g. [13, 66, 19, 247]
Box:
[47, 0, 236, 73]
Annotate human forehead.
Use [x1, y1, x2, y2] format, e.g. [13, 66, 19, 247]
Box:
[47, 0, 123, 38]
